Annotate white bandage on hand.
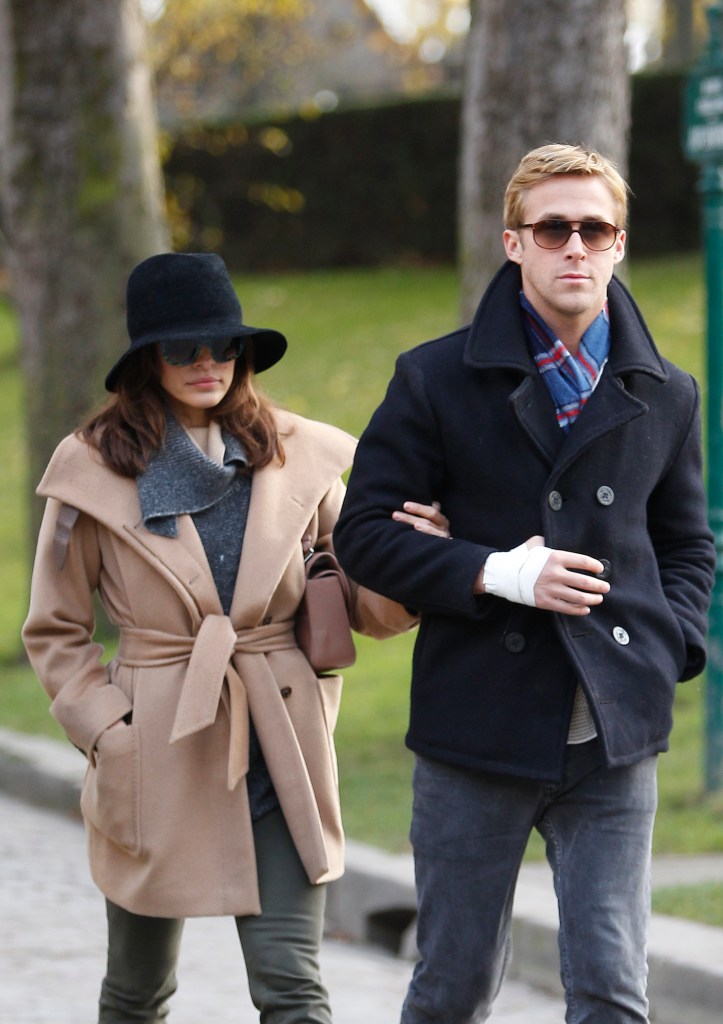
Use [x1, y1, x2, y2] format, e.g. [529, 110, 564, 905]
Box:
[482, 542, 553, 607]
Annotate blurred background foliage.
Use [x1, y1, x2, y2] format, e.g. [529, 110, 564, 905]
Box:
[132, 3, 705, 273]
[161, 73, 699, 273]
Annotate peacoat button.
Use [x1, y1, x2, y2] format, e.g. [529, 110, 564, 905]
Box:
[598, 558, 612, 581]
[262, 615, 272, 625]
[548, 490, 563, 512]
[280, 686, 293, 698]
[574, 557, 612, 582]
[504, 632, 526, 653]
[596, 485, 615, 506]
[612, 626, 630, 646]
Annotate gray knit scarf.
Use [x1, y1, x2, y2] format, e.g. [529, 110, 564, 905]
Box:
[137, 413, 249, 541]
[138, 413, 252, 615]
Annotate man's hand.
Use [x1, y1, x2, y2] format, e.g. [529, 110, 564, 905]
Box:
[476, 535, 609, 616]
[527, 536, 609, 614]
[392, 500, 451, 539]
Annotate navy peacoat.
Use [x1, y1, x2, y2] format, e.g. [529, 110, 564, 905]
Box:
[334, 262, 716, 781]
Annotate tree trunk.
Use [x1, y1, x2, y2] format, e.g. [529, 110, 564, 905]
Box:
[458, 0, 630, 321]
[662, 0, 696, 68]
[0, 0, 169, 540]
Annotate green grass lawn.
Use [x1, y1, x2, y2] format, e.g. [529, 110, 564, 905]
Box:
[3, 254, 723, 925]
[652, 881, 723, 925]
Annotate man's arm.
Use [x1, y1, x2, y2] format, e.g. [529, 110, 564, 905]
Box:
[335, 353, 609, 619]
[646, 379, 715, 680]
[334, 354, 491, 618]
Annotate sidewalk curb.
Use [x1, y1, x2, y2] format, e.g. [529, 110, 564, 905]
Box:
[0, 727, 83, 819]
[2, 727, 723, 1023]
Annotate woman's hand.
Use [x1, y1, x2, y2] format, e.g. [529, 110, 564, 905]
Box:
[392, 500, 450, 539]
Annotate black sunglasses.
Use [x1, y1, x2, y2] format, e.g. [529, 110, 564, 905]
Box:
[159, 337, 245, 366]
[518, 219, 620, 252]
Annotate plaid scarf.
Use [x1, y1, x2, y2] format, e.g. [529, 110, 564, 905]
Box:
[521, 292, 610, 432]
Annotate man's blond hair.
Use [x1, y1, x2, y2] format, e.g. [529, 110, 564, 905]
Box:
[503, 144, 630, 229]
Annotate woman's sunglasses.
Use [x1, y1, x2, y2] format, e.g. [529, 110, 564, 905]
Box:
[160, 337, 245, 366]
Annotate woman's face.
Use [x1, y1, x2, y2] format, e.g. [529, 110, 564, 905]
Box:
[156, 343, 237, 426]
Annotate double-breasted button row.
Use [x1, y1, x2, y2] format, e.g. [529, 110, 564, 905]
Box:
[548, 485, 616, 511]
[505, 625, 629, 652]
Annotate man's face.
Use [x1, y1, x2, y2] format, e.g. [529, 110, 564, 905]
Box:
[503, 174, 626, 347]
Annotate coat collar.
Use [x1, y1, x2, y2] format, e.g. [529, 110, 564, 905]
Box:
[463, 260, 669, 383]
[37, 410, 355, 624]
[463, 261, 667, 469]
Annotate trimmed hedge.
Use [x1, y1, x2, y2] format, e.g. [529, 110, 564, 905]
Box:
[628, 72, 700, 254]
[163, 73, 700, 271]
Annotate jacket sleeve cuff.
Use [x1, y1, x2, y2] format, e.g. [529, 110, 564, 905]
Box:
[350, 584, 419, 639]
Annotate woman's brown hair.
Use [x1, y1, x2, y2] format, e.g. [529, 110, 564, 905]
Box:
[79, 341, 285, 478]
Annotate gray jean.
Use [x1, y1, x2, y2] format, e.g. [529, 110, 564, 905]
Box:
[98, 809, 331, 1023]
[402, 739, 658, 1024]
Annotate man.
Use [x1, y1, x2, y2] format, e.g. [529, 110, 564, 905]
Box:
[333, 144, 715, 1024]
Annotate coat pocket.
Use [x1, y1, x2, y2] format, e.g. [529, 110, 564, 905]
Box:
[81, 724, 142, 857]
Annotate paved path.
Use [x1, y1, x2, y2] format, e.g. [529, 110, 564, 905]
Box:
[0, 792, 566, 1023]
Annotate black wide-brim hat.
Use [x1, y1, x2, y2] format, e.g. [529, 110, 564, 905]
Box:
[105, 252, 288, 391]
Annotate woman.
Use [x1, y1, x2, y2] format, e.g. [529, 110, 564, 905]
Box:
[22, 252, 447, 1023]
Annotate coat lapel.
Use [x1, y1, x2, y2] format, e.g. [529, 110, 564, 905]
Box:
[230, 412, 355, 622]
[229, 457, 305, 623]
[549, 276, 669, 475]
[550, 371, 648, 476]
[126, 516, 223, 618]
[508, 372, 566, 467]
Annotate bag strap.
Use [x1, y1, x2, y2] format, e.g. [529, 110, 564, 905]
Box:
[302, 532, 315, 562]
[54, 503, 81, 571]
[306, 551, 352, 605]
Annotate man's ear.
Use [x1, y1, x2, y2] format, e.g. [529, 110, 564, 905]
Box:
[503, 229, 523, 264]
[613, 229, 627, 264]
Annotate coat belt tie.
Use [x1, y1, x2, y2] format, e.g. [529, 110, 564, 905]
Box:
[117, 616, 297, 789]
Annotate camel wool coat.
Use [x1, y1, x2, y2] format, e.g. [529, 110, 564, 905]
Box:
[23, 409, 416, 918]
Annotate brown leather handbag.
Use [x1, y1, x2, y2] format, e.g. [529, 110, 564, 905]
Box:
[295, 544, 356, 672]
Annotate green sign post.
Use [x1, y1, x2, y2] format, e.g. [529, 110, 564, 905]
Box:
[684, 3, 723, 790]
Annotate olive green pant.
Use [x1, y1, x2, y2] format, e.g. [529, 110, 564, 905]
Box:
[98, 809, 332, 1023]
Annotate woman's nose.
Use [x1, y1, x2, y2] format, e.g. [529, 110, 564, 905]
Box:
[194, 346, 215, 364]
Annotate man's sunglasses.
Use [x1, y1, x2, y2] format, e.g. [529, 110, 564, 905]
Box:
[159, 337, 245, 366]
[518, 219, 620, 252]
